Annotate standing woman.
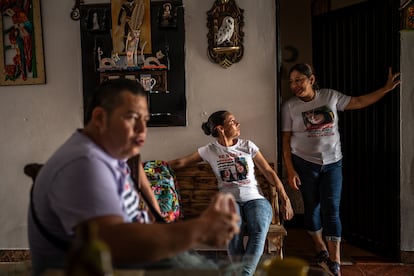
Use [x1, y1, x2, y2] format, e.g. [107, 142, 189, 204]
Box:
[169, 110, 294, 276]
[281, 63, 400, 276]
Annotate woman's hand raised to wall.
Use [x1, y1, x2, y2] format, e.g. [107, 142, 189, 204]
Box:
[346, 67, 402, 110]
[383, 67, 401, 93]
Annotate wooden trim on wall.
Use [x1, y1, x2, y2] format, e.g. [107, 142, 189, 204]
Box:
[401, 251, 414, 264]
[0, 250, 30, 262]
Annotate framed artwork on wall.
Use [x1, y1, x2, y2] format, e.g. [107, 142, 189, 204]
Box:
[207, 0, 244, 69]
[111, 0, 152, 56]
[0, 0, 46, 86]
[80, 1, 186, 127]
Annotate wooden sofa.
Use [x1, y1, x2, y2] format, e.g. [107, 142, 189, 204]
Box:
[24, 161, 287, 258]
[173, 162, 287, 258]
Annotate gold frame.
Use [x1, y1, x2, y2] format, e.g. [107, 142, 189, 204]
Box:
[0, 0, 45, 85]
[400, 0, 414, 30]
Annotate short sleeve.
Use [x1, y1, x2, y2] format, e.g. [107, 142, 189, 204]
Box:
[332, 89, 351, 111]
[49, 157, 125, 234]
[198, 145, 208, 162]
[247, 140, 259, 158]
[281, 101, 292, 132]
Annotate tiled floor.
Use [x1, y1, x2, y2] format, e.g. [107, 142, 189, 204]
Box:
[284, 227, 414, 276]
[1, 229, 413, 275]
[0, 261, 31, 276]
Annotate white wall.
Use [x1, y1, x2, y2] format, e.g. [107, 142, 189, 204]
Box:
[279, 0, 312, 214]
[400, 31, 414, 254]
[280, 0, 312, 100]
[141, 0, 277, 162]
[400, 0, 414, 257]
[0, 0, 278, 248]
[0, 0, 84, 248]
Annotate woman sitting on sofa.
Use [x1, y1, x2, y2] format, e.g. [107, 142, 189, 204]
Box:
[168, 110, 294, 276]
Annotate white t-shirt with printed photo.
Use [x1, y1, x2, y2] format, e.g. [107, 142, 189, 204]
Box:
[198, 139, 265, 202]
[282, 89, 351, 165]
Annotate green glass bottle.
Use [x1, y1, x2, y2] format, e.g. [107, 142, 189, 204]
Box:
[66, 222, 114, 276]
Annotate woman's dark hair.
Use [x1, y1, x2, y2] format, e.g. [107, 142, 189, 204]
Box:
[85, 78, 146, 124]
[201, 110, 228, 137]
[289, 63, 320, 90]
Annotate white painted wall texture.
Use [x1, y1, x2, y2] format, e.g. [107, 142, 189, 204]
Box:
[0, 0, 84, 248]
[400, 31, 414, 253]
[279, 0, 313, 214]
[0, 0, 278, 248]
[141, 0, 278, 163]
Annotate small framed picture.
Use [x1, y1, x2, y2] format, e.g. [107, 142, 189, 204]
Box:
[158, 2, 177, 28]
[0, 0, 46, 85]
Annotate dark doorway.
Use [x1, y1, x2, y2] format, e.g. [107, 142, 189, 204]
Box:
[312, 0, 400, 260]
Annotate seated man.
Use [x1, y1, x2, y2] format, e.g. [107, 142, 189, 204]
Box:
[28, 78, 240, 275]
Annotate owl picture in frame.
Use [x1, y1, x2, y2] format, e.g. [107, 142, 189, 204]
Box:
[216, 16, 235, 46]
[207, 0, 244, 68]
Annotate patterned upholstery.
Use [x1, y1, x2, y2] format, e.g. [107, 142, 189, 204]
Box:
[143, 160, 181, 222]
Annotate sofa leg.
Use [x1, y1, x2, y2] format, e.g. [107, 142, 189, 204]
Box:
[266, 234, 284, 259]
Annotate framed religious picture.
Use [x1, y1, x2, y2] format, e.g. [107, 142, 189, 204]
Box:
[111, 0, 152, 56]
[400, 0, 414, 30]
[0, 0, 46, 85]
[158, 2, 178, 28]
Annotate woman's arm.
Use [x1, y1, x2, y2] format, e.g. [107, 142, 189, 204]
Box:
[253, 151, 294, 220]
[168, 151, 202, 170]
[282, 131, 301, 191]
[345, 67, 400, 110]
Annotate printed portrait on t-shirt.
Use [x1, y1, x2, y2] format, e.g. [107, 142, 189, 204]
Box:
[216, 154, 250, 184]
[220, 168, 236, 182]
[234, 157, 248, 180]
[302, 106, 335, 137]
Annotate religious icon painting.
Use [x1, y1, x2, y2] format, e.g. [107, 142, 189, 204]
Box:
[400, 0, 414, 30]
[158, 2, 178, 28]
[111, 0, 152, 56]
[0, 0, 46, 85]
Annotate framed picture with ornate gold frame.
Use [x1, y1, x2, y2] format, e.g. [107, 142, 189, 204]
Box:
[207, 0, 244, 69]
[0, 0, 46, 85]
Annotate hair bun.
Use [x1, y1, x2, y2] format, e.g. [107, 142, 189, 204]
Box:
[201, 122, 211, 135]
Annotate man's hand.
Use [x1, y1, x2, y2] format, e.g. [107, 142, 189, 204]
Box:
[197, 193, 240, 248]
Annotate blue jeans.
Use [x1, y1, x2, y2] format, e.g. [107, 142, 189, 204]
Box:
[228, 198, 273, 276]
[292, 155, 342, 240]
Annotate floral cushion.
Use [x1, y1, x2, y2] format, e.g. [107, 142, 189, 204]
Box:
[143, 160, 181, 222]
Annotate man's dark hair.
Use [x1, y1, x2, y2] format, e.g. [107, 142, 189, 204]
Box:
[85, 78, 146, 124]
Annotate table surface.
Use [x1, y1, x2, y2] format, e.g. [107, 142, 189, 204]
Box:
[43, 268, 226, 276]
